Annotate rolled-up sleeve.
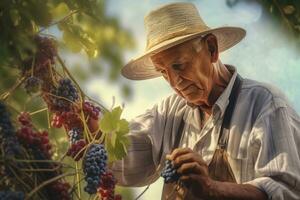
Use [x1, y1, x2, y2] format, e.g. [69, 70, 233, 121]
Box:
[245, 103, 300, 199]
[111, 106, 160, 187]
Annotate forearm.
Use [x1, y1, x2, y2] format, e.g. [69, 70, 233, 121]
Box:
[207, 181, 268, 200]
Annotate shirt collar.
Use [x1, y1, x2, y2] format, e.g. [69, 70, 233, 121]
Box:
[212, 64, 237, 120]
[184, 63, 238, 125]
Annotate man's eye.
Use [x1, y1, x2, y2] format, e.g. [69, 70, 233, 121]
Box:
[160, 70, 166, 74]
[172, 63, 183, 71]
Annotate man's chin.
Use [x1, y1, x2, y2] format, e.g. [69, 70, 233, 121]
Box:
[185, 97, 205, 107]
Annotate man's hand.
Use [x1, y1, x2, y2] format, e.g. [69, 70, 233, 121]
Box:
[167, 148, 268, 200]
[167, 147, 214, 199]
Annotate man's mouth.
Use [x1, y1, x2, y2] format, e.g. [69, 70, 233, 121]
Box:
[180, 85, 202, 96]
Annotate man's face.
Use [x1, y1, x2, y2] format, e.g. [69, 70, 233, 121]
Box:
[150, 37, 215, 107]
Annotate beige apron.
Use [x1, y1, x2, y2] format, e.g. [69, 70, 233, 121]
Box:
[163, 75, 242, 200]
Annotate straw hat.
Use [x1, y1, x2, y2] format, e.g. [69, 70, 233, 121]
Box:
[121, 2, 246, 80]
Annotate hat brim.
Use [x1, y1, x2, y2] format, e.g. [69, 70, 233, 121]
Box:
[121, 26, 246, 80]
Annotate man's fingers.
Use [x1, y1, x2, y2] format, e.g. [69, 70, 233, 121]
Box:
[177, 162, 203, 175]
[173, 153, 194, 168]
[168, 147, 193, 160]
[173, 152, 206, 168]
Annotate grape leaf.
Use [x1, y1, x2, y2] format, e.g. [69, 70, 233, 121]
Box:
[111, 131, 117, 148]
[99, 106, 123, 133]
[114, 139, 127, 160]
[100, 106, 130, 162]
[116, 119, 129, 136]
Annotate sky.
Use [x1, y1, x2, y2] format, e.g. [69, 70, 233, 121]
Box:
[84, 0, 300, 199]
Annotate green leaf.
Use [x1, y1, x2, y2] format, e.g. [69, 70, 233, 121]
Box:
[50, 2, 70, 20]
[116, 119, 129, 136]
[111, 131, 117, 148]
[114, 139, 127, 160]
[105, 134, 116, 162]
[99, 106, 123, 133]
[62, 30, 82, 53]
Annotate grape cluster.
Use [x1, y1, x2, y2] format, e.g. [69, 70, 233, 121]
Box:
[50, 78, 79, 111]
[98, 171, 120, 200]
[24, 76, 42, 94]
[51, 111, 82, 131]
[0, 190, 24, 200]
[83, 101, 101, 120]
[21, 36, 57, 89]
[161, 159, 180, 184]
[0, 102, 21, 156]
[49, 180, 71, 200]
[34, 35, 57, 66]
[83, 144, 107, 194]
[68, 127, 82, 144]
[0, 102, 16, 136]
[17, 112, 52, 159]
[66, 139, 86, 161]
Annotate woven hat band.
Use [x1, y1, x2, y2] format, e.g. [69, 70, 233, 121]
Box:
[145, 3, 209, 50]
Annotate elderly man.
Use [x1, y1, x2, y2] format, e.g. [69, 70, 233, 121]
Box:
[109, 2, 300, 200]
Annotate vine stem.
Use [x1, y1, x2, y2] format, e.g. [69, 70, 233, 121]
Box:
[134, 185, 150, 200]
[25, 172, 76, 200]
[29, 107, 48, 116]
[272, 0, 294, 33]
[75, 162, 81, 198]
[39, 10, 79, 33]
[7, 165, 32, 192]
[57, 53, 108, 112]
[56, 54, 85, 98]
[0, 76, 26, 101]
[134, 163, 163, 200]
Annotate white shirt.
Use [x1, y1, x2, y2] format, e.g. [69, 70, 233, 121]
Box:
[112, 65, 300, 200]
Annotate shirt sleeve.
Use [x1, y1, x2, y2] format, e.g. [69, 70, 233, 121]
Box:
[244, 103, 300, 200]
[110, 106, 160, 187]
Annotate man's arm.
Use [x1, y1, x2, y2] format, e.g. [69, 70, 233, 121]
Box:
[208, 180, 267, 200]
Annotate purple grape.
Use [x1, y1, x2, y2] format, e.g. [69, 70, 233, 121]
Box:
[24, 76, 42, 94]
[161, 159, 180, 184]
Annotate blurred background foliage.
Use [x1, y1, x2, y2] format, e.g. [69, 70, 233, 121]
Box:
[0, 0, 135, 104]
[226, 0, 300, 45]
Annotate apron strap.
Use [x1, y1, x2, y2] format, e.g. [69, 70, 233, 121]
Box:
[174, 74, 243, 150]
[218, 74, 243, 149]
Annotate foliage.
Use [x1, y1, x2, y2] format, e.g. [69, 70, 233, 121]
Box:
[99, 107, 130, 162]
[0, 0, 135, 199]
[226, 0, 300, 47]
[0, 0, 135, 99]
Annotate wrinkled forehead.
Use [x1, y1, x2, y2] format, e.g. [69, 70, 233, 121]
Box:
[151, 39, 194, 64]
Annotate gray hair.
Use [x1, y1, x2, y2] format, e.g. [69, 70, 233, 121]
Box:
[191, 36, 204, 53]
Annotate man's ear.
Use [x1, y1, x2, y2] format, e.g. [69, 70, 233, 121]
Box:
[205, 34, 219, 63]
